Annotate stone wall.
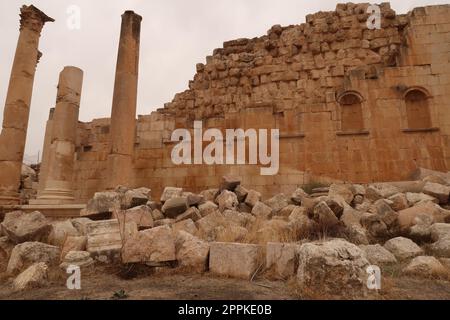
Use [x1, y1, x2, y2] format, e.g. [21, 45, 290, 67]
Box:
[69, 3, 450, 202]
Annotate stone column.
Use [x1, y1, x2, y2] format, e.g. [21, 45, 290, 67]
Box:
[37, 108, 55, 196]
[106, 11, 142, 189]
[37, 67, 83, 203]
[0, 5, 54, 205]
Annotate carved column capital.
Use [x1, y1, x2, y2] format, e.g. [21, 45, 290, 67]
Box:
[19, 5, 54, 33]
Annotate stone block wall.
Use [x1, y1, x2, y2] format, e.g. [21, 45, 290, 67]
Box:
[69, 3, 450, 202]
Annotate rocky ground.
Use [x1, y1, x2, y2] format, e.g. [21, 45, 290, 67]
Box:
[2, 168, 450, 300]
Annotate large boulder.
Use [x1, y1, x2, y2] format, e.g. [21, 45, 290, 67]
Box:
[360, 244, 397, 265]
[266, 243, 300, 279]
[429, 224, 450, 258]
[82, 191, 121, 217]
[296, 239, 370, 297]
[264, 194, 289, 214]
[162, 197, 189, 219]
[216, 190, 239, 212]
[7, 242, 60, 274]
[423, 182, 450, 204]
[251, 201, 273, 219]
[122, 189, 149, 209]
[160, 187, 183, 202]
[328, 184, 354, 204]
[313, 201, 339, 229]
[245, 190, 262, 208]
[384, 237, 423, 260]
[48, 220, 79, 247]
[404, 256, 447, 277]
[13, 262, 48, 291]
[175, 231, 210, 272]
[121, 225, 176, 264]
[366, 184, 400, 201]
[198, 201, 218, 217]
[1, 211, 51, 244]
[397, 202, 450, 231]
[210, 242, 263, 279]
[113, 206, 154, 230]
[61, 235, 87, 260]
[196, 211, 226, 241]
[388, 193, 409, 211]
[405, 192, 439, 206]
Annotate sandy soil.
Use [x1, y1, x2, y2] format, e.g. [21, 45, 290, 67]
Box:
[1, 264, 450, 300]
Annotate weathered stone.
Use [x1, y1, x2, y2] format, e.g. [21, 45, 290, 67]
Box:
[175, 207, 202, 223]
[82, 191, 121, 216]
[266, 242, 300, 279]
[223, 210, 255, 228]
[160, 187, 183, 202]
[398, 202, 450, 231]
[328, 184, 354, 204]
[234, 185, 249, 203]
[175, 231, 210, 272]
[360, 244, 397, 265]
[324, 195, 346, 218]
[277, 205, 297, 218]
[200, 189, 219, 202]
[198, 201, 218, 217]
[122, 225, 176, 264]
[48, 220, 79, 247]
[297, 239, 370, 297]
[264, 194, 289, 213]
[210, 242, 263, 279]
[388, 193, 409, 211]
[366, 184, 400, 201]
[186, 194, 204, 207]
[251, 201, 273, 219]
[423, 182, 450, 204]
[113, 205, 154, 230]
[405, 193, 438, 206]
[162, 197, 189, 219]
[151, 209, 164, 221]
[154, 219, 176, 227]
[216, 190, 239, 212]
[71, 218, 93, 235]
[430, 223, 450, 242]
[313, 201, 339, 228]
[122, 189, 149, 209]
[60, 251, 94, 270]
[220, 175, 241, 191]
[384, 237, 423, 260]
[196, 211, 226, 241]
[430, 239, 450, 258]
[1, 211, 51, 244]
[61, 235, 87, 259]
[361, 213, 389, 239]
[7, 242, 60, 274]
[404, 256, 447, 277]
[172, 219, 198, 236]
[13, 263, 48, 291]
[245, 190, 262, 208]
[291, 188, 309, 205]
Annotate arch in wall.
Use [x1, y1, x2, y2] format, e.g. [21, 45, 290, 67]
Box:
[337, 91, 365, 132]
[404, 87, 432, 130]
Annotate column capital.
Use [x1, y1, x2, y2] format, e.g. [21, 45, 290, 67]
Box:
[19, 5, 54, 33]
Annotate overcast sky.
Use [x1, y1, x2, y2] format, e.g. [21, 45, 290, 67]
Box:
[0, 0, 447, 162]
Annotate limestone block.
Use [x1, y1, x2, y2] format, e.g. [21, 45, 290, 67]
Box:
[60, 251, 94, 270]
[160, 187, 183, 202]
[175, 231, 210, 272]
[384, 237, 424, 260]
[7, 242, 60, 274]
[210, 242, 263, 279]
[13, 263, 48, 291]
[172, 219, 198, 236]
[313, 201, 339, 228]
[266, 242, 300, 279]
[162, 197, 189, 219]
[198, 201, 219, 217]
[404, 256, 447, 277]
[1, 211, 51, 244]
[48, 220, 79, 247]
[251, 201, 273, 219]
[360, 244, 397, 265]
[264, 194, 289, 213]
[423, 182, 450, 204]
[61, 235, 87, 259]
[245, 190, 262, 208]
[216, 190, 239, 212]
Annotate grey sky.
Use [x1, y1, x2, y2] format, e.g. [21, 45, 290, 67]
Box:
[0, 0, 447, 162]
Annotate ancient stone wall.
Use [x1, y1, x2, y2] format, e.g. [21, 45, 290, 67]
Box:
[70, 3, 450, 202]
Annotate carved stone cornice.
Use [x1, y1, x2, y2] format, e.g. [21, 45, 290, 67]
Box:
[19, 5, 54, 33]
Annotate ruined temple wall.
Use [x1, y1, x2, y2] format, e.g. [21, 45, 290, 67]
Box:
[70, 4, 450, 202]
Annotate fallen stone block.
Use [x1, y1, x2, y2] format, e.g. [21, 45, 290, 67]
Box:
[198, 201, 219, 217]
[423, 182, 450, 204]
[384, 237, 424, 260]
[7, 242, 60, 274]
[406, 192, 439, 206]
[388, 193, 409, 211]
[60, 251, 94, 270]
[430, 223, 450, 242]
[297, 239, 370, 297]
[122, 189, 149, 209]
[209, 242, 263, 279]
[430, 239, 450, 258]
[366, 184, 400, 201]
[196, 212, 226, 241]
[223, 210, 255, 228]
[245, 190, 262, 208]
[398, 202, 449, 231]
[264, 194, 289, 213]
[175, 231, 210, 272]
[162, 197, 189, 219]
[234, 185, 249, 203]
[266, 242, 300, 279]
[48, 220, 79, 247]
[404, 256, 447, 277]
[113, 205, 154, 230]
[220, 175, 241, 191]
[13, 262, 48, 291]
[176, 207, 202, 223]
[251, 201, 273, 219]
[71, 218, 93, 235]
[172, 219, 198, 236]
[328, 184, 354, 204]
[360, 244, 397, 265]
[61, 235, 87, 260]
[313, 201, 339, 229]
[121, 225, 176, 264]
[200, 189, 219, 202]
[160, 187, 183, 202]
[1, 211, 51, 244]
[216, 190, 239, 212]
[81, 191, 122, 217]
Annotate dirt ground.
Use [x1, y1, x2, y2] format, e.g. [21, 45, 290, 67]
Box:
[1, 264, 450, 300]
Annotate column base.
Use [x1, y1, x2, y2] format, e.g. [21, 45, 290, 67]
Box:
[32, 188, 75, 205]
[0, 192, 20, 206]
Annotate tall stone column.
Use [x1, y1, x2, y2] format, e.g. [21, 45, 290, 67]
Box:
[36, 67, 83, 203]
[106, 11, 142, 189]
[0, 5, 54, 205]
[37, 108, 55, 196]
